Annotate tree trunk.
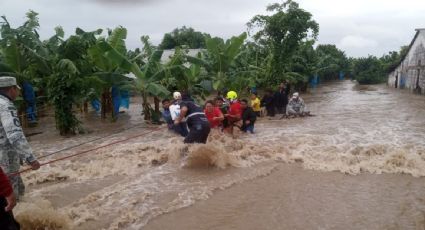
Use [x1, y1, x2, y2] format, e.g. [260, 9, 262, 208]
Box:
[101, 88, 112, 119]
[154, 96, 160, 113]
[141, 92, 151, 121]
[83, 101, 88, 114]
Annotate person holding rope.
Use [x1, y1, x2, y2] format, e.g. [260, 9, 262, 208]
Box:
[169, 92, 189, 137]
[174, 93, 210, 144]
[224, 91, 242, 135]
[0, 76, 40, 200]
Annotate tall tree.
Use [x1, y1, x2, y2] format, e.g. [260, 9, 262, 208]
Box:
[315, 44, 349, 80]
[186, 33, 248, 93]
[248, 0, 319, 85]
[159, 26, 210, 49]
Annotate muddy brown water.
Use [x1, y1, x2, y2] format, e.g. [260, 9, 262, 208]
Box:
[13, 80, 425, 230]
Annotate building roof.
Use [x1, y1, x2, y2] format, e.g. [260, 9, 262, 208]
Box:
[161, 49, 203, 63]
[389, 28, 423, 73]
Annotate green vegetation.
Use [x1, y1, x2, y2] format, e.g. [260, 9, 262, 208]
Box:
[248, 0, 319, 86]
[0, 1, 404, 135]
[350, 46, 408, 84]
[159, 26, 210, 49]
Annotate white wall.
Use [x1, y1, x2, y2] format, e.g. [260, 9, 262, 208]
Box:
[388, 29, 425, 93]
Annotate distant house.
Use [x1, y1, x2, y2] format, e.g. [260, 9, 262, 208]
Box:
[388, 29, 425, 94]
[161, 49, 203, 63]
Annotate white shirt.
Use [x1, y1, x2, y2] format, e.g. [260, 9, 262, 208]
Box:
[169, 104, 181, 121]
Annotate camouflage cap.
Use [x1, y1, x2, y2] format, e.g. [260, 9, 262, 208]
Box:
[0, 76, 20, 89]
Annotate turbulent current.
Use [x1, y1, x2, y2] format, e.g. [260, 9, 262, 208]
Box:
[14, 81, 425, 229]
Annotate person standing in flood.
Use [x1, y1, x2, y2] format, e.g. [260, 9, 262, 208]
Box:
[261, 90, 275, 117]
[215, 97, 229, 130]
[204, 100, 224, 129]
[169, 92, 189, 137]
[0, 76, 40, 200]
[274, 82, 289, 114]
[250, 93, 261, 117]
[0, 167, 20, 229]
[174, 93, 210, 144]
[240, 99, 257, 134]
[224, 91, 242, 135]
[287, 92, 310, 117]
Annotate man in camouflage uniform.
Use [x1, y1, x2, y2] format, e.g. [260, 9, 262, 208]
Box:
[0, 76, 40, 200]
[287, 92, 310, 117]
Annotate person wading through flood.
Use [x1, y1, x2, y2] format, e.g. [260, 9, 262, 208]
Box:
[204, 100, 224, 129]
[224, 91, 242, 135]
[0, 167, 19, 229]
[286, 92, 310, 117]
[169, 92, 189, 137]
[240, 99, 257, 134]
[250, 93, 261, 117]
[274, 82, 289, 115]
[0, 76, 40, 201]
[261, 90, 275, 117]
[215, 97, 229, 131]
[174, 93, 211, 144]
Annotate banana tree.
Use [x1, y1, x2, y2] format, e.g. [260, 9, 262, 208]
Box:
[88, 27, 134, 120]
[0, 11, 51, 125]
[95, 37, 173, 122]
[186, 32, 247, 94]
[165, 48, 210, 99]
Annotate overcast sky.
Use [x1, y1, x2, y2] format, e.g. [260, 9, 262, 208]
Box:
[1, 0, 424, 57]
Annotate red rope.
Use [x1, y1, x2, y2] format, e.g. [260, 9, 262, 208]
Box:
[8, 126, 165, 177]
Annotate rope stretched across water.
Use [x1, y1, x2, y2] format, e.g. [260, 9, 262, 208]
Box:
[37, 122, 150, 160]
[8, 126, 166, 177]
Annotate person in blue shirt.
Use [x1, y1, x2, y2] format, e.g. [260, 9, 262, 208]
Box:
[162, 98, 188, 137]
[161, 99, 173, 129]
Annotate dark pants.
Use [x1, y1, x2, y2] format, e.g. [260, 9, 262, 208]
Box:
[241, 124, 255, 134]
[0, 198, 20, 230]
[173, 122, 189, 137]
[184, 122, 211, 144]
[266, 106, 275, 117]
[276, 102, 288, 114]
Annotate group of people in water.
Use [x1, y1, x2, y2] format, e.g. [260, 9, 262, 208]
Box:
[161, 82, 310, 144]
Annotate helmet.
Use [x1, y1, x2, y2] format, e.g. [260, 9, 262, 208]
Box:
[226, 91, 238, 100]
[173, 92, 182, 100]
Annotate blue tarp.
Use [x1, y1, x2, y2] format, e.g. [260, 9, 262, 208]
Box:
[310, 74, 319, 88]
[339, 71, 345, 80]
[91, 87, 130, 116]
[120, 90, 130, 109]
[22, 82, 37, 122]
[91, 99, 101, 113]
[111, 86, 121, 116]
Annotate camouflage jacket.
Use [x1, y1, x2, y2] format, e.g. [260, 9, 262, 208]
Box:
[288, 97, 305, 112]
[0, 94, 36, 169]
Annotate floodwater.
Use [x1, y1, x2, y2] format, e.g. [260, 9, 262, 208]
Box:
[14, 80, 425, 230]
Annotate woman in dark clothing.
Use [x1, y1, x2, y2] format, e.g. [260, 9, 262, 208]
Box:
[240, 99, 257, 134]
[273, 83, 289, 114]
[261, 90, 275, 117]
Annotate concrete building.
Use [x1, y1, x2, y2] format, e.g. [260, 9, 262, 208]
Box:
[388, 29, 425, 94]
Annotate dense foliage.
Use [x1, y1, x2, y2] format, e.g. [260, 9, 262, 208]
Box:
[248, 0, 319, 85]
[351, 46, 408, 84]
[159, 26, 211, 49]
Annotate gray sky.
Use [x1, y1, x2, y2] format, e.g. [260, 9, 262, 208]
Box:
[1, 0, 424, 57]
